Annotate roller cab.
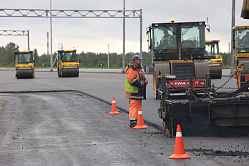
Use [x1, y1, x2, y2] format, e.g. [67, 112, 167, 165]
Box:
[147, 21, 210, 99]
[14, 51, 35, 79]
[57, 50, 79, 77]
[205, 40, 222, 79]
[233, 26, 249, 89]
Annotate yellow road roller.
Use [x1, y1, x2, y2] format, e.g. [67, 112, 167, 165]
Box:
[205, 40, 223, 79]
[57, 49, 79, 77]
[146, 21, 210, 99]
[233, 25, 249, 89]
[14, 50, 35, 79]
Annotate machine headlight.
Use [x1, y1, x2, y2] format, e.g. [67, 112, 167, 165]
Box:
[29, 66, 32, 68]
[63, 65, 66, 67]
[75, 64, 78, 66]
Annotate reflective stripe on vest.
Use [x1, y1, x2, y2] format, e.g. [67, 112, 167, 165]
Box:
[161, 35, 171, 44]
[125, 71, 139, 93]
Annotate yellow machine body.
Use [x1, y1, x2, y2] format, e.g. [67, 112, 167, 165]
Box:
[57, 50, 79, 77]
[14, 51, 35, 79]
[233, 26, 249, 89]
[205, 40, 223, 79]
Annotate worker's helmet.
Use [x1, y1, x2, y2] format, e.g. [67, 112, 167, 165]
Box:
[132, 55, 143, 61]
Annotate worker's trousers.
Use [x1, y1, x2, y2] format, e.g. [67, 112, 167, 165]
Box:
[129, 99, 142, 120]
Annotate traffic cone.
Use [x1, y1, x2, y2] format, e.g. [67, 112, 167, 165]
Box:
[109, 97, 120, 114]
[133, 105, 148, 129]
[169, 125, 191, 159]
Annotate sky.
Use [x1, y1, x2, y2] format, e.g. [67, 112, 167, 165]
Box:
[0, 0, 248, 55]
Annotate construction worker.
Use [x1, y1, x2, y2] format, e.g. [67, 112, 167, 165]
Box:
[161, 30, 172, 45]
[125, 55, 148, 127]
[241, 32, 249, 45]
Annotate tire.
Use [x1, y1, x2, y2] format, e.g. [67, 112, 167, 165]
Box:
[61, 69, 63, 77]
[58, 69, 61, 77]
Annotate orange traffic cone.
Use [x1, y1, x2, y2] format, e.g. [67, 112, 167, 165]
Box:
[133, 105, 148, 129]
[109, 97, 120, 114]
[169, 125, 191, 159]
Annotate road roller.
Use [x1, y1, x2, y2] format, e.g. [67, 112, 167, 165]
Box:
[146, 20, 210, 99]
[57, 49, 79, 77]
[205, 40, 222, 79]
[14, 50, 35, 79]
[233, 25, 249, 89]
[155, 0, 249, 137]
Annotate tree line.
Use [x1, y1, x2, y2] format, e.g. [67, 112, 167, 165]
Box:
[0, 42, 232, 68]
[0, 42, 152, 68]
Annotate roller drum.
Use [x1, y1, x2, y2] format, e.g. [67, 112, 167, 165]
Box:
[194, 60, 210, 79]
[153, 61, 170, 99]
[209, 63, 222, 79]
[16, 69, 34, 79]
[61, 68, 79, 77]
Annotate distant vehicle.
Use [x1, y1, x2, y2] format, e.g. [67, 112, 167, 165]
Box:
[14, 50, 35, 79]
[205, 40, 223, 79]
[57, 49, 79, 77]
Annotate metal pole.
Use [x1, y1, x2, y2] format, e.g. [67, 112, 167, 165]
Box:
[50, 0, 53, 71]
[108, 44, 110, 67]
[140, 9, 143, 69]
[47, 32, 49, 55]
[122, 0, 125, 73]
[230, 0, 235, 75]
[27, 30, 30, 50]
[228, 42, 230, 54]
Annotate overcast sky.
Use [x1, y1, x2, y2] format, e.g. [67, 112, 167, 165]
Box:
[0, 0, 248, 55]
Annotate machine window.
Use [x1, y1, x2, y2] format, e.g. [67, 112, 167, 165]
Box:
[236, 29, 249, 53]
[17, 53, 32, 63]
[181, 25, 205, 54]
[205, 43, 213, 56]
[61, 52, 77, 62]
[153, 26, 177, 54]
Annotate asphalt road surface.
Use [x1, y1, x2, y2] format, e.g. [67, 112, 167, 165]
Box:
[0, 69, 248, 166]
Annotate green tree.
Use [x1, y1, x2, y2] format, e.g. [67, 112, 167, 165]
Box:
[34, 49, 39, 65]
[2, 42, 19, 67]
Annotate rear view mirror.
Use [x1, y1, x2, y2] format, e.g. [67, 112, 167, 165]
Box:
[206, 25, 210, 33]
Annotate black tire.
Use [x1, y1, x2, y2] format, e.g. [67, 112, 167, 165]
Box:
[61, 69, 63, 77]
[156, 90, 159, 100]
[58, 69, 61, 77]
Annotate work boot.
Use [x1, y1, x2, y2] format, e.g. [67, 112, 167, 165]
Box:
[130, 120, 137, 128]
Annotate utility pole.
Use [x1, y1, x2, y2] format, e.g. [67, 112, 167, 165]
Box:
[122, 0, 125, 73]
[108, 44, 110, 68]
[228, 42, 230, 54]
[230, 0, 235, 75]
[50, 0, 53, 71]
[47, 32, 49, 55]
[27, 30, 30, 50]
